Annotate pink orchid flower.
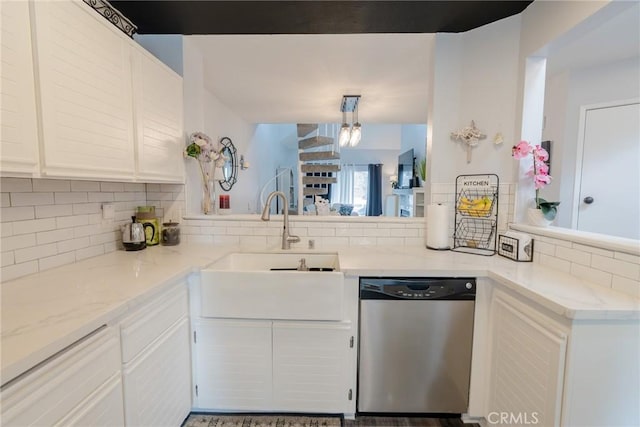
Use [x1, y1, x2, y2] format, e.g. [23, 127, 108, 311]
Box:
[534, 174, 551, 189]
[512, 140, 532, 159]
[533, 145, 549, 161]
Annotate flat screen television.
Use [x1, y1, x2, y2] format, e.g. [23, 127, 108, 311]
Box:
[397, 149, 414, 189]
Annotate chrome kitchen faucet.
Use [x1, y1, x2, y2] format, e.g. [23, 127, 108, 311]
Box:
[261, 191, 301, 250]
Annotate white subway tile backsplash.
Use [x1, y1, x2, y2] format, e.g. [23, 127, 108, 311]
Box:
[11, 192, 54, 207]
[75, 245, 105, 261]
[89, 231, 117, 246]
[612, 276, 640, 297]
[591, 254, 640, 281]
[124, 183, 145, 192]
[37, 228, 74, 245]
[572, 243, 614, 258]
[57, 237, 91, 253]
[571, 263, 612, 288]
[2, 251, 15, 267]
[555, 246, 591, 266]
[538, 253, 571, 274]
[376, 237, 405, 245]
[88, 192, 115, 202]
[614, 252, 640, 264]
[533, 240, 555, 256]
[56, 215, 89, 229]
[2, 261, 38, 281]
[3, 234, 37, 251]
[15, 243, 58, 263]
[70, 181, 101, 192]
[114, 192, 135, 202]
[1, 223, 13, 237]
[12, 218, 57, 235]
[1, 178, 32, 192]
[0, 178, 186, 282]
[72, 203, 102, 215]
[146, 183, 161, 192]
[100, 182, 125, 192]
[33, 179, 71, 192]
[55, 192, 88, 204]
[35, 204, 73, 218]
[39, 252, 76, 272]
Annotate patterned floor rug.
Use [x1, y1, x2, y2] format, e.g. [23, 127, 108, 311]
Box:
[183, 414, 342, 427]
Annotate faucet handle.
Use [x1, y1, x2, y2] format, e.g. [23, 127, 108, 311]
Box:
[287, 234, 301, 244]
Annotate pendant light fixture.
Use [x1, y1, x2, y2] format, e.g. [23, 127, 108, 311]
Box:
[338, 95, 361, 148]
[339, 109, 351, 147]
[349, 101, 362, 147]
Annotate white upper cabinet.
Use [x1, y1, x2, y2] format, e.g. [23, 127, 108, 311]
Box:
[31, 0, 136, 180]
[132, 46, 185, 182]
[0, 1, 40, 175]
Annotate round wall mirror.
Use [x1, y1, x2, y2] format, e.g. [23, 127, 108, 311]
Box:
[218, 137, 237, 191]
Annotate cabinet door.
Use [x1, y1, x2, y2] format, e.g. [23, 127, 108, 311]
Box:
[0, 1, 39, 175]
[132, 46, 185, 183]
[31, 0, 135, 180]
[486, 290, 567, 427]
[55, 375, 124, 427]
[193, 319, 272, 411]
[272, 321, 352, 413]
[123, 318, 192, 427]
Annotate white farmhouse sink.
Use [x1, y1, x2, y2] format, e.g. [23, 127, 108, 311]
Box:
[200, 253, 344, 320]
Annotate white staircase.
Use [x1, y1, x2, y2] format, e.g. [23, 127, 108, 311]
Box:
[296, 124, 340, 214]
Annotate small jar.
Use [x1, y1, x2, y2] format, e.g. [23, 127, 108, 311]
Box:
[161, 222, 180, 246]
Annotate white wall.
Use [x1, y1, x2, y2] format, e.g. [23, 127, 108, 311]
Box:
[430, 15, 521, 184]
[183, 38, 257, 215]
[513, 0, 613, 221]
[544, 57, 640, 227]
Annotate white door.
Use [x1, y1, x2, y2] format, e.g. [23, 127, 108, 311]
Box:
[576, 102, 640, 239]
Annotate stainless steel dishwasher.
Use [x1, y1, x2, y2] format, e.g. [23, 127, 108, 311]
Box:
[358, 277, 476, 414]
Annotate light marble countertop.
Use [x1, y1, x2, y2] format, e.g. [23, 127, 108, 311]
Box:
[2, 243, 639, 386]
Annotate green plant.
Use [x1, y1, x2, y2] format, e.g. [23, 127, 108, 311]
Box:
[418, 158, 426, 181]
[538, 198, 560, 220]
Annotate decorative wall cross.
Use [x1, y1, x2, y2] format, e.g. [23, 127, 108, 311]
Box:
[450, 120, 487, 163]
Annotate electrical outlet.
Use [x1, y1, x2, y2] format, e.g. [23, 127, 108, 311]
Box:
[102, 203, 115, 220]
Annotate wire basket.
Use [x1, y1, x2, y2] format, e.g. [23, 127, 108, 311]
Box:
[456, 188, 496, 218]
[452, 174, 499, 256]
[454, 218, 496, 250]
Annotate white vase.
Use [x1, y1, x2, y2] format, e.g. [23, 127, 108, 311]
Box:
[527, 208, 552, 227]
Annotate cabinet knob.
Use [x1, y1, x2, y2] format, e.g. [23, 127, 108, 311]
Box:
[583, 196, 594, 204]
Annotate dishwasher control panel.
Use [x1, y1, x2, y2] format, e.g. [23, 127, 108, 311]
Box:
[360, 277, 476, 300]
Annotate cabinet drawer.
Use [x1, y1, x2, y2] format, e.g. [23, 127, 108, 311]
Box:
[55, 374, 124, 427]
[120, 283, 188, 363]
[1, 326, 120, 426]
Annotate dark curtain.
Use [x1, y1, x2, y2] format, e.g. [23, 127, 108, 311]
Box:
[366, 164, 383, 216]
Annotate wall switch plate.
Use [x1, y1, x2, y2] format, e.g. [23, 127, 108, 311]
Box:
[102, 203, 115, 220]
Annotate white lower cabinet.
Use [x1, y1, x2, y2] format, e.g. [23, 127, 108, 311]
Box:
[194, 319, 273, 410]
[486, 289, 567, 427]
[120, 283, 191, 427]
[122, 318, 191, 427]
[272, 321, 351, 413]
[484, 285, 640, 427]
[193, 318, 354, 414]
[0, 327, 123, 426]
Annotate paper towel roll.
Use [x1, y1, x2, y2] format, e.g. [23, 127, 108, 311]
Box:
[426, 203, 451, 250]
